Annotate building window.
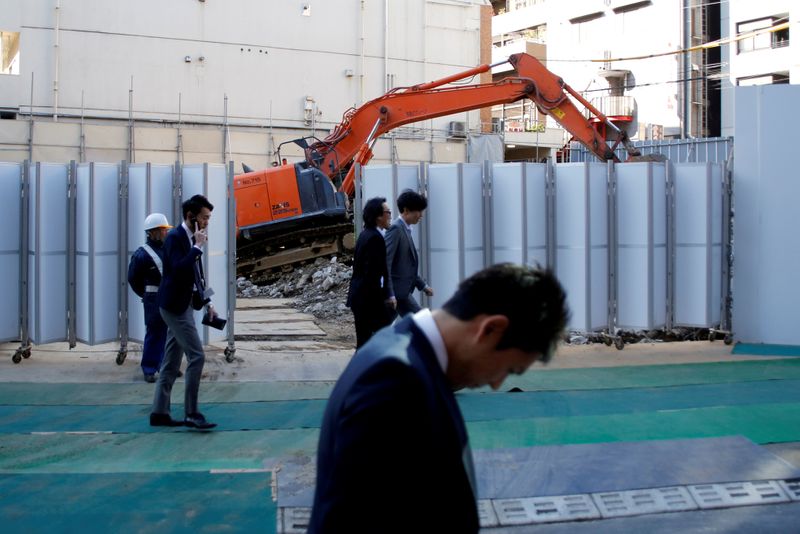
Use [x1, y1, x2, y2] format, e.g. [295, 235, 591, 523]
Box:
[737, 16, 789, 54]
[1, 31, 20, 75]
[737, 73, 790, 86]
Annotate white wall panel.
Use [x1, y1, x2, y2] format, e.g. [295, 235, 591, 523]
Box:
[616, 162, 667, 330]
[425, 164, 484, 309]
[28, 163, 69, 344]
[555, 163, 609, 333]
[75, 163, 121, 344]
[126, 164, 176, 343]
[491, 162, 548, 268]
[461, 164, 485, 284]
[733, 86, 800, 344]
[0, 163, 22, 342]
[428, 165, 462, 310]
[674, 163, 723, 327]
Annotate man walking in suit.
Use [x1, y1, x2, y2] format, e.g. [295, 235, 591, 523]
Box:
[310, 263, 570, 533]
[346, 197, 395, 348]
[385, 189, 434, 317]
[149, 194, 218, 430]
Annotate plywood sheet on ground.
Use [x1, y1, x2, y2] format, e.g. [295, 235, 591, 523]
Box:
[235, 297, 295, 309]
[234, 309, 315, 323]
[235, 321, 325, 337]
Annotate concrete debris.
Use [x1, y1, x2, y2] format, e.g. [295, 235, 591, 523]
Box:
[237, 255, 353, 321]
[237, 255, 716, 346]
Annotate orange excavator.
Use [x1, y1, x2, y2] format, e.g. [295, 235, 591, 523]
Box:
[235, 52, 641, 280]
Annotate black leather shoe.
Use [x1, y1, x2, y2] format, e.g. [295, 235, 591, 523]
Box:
[184, 413, 217, 430]
[150, 413, 184, 427]
[144, 374, 156, 383]
[177, 370, 184, 378]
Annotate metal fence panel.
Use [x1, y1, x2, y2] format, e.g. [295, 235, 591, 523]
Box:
[126, 164, 176, 343]
[0, 163, 22, 342]
[570, 137, 733, 164]
[75, 163, 121, 344]
[616, 162, 667, 330]
[427, 164, 463, 310]
[673, 163, 723, 327]
[555, 162, 609, 333]
[491, 163, 548, 269]
[28, 163, 69, 345]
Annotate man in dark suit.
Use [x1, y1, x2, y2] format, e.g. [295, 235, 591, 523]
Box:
[149, 194, 218, 430]
[309, 264, 570, 533]
[385, 189, 434, 316]
[346, 197, 395, 348]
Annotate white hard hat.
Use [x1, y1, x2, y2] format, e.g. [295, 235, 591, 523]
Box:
[144, 213, 172, 231]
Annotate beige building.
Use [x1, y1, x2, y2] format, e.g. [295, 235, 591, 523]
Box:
[0, 0, 491, 168]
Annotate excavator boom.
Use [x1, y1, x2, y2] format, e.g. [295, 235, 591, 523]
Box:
[235, 52, 640, 282]
[305, 52, 638, 195]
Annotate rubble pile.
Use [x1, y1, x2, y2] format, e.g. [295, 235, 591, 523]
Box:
[237, 255, 354, 321]
[237, 255, 719, 347]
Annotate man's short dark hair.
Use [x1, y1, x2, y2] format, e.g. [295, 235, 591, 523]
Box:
[362, 197, 387, 228]
[182, 194, 214, 219]
[442, 263, 569, 363]
[397, 189, 427, 213]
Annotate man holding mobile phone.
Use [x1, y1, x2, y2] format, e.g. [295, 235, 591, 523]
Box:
[149, 194, 218, 430]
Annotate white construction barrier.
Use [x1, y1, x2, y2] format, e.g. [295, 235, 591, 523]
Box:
[615, 162, 667, 330]
[0, 163, 22, 342]
[673, 162, 723, 327]
[554, 162, 610, 333]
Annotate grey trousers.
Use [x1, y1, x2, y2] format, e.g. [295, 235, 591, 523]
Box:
[396, 294, 422, 317]
[152, 305, 205, 417]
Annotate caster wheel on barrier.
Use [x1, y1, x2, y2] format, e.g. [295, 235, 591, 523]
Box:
[115, 350, 127, 365]
[614, 337, 625, 351]
[724, 335, 733, 346]
[604, 337, 613, 347]
[23, 348, 31, 359]
[12, 352, 22, 364]
[224, 347, 236, 363]
[708, 331, 716, 343]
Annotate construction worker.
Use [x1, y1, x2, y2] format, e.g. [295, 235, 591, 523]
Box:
[127, 213, 172, 383]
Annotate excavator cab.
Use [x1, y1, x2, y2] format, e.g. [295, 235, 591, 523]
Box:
[234, 162, 346, 241]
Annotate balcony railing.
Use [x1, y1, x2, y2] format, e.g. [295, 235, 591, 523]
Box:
[588, 95, 636, 119]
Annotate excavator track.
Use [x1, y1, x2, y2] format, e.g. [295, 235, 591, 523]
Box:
[236, 221, 355, 284]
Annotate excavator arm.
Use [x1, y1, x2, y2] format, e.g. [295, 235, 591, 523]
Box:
[307, 52, 639, 196]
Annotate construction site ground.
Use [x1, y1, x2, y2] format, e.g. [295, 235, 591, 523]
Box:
[1, 296, 800, 533]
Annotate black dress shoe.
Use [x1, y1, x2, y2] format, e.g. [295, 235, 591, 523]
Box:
[150, 413, 184, 427]
[184, 413, 217, 430]
[144, 374, 156, 383]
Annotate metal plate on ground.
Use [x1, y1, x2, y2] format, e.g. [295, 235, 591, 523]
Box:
[592, 486, 697, 517]
[688, 480, 789, 509]
[478, 499, 498, 527]
[779, 479, 800, 501]
[493, 494, 600, 525]
[279, 507, 311, 534]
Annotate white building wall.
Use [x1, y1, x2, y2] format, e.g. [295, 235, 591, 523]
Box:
[722, 0, 797, 136]
[0, 0, 485, 134]
[492, 1, 683, 136]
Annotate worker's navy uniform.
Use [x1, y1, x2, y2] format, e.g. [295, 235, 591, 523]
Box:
[127, 237, 168, 377]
